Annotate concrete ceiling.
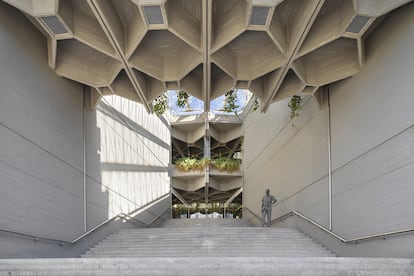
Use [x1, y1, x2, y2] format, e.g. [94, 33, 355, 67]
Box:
[4, 0, 412, 113]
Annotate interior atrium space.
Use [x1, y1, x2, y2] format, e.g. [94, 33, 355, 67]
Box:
[1, 1, 414, 272]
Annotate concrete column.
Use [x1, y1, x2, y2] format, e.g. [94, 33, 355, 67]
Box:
[204, 114, 210, 205]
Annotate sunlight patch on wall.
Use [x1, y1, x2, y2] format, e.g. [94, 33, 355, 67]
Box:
[96, 95, 171, 217]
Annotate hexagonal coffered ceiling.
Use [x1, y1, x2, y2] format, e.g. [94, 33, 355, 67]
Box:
[4, 0, 412, 112]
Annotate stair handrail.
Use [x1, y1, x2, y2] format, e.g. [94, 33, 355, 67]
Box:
[117, 206, 171, 230]
[242, 206, 414, 244]
[242, 205, 262, 222]
[0, 193, 171, 246]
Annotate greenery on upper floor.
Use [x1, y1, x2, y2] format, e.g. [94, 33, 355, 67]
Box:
[210, 157, 241, 172]
[175, 157, 210, 172]
[175, 157, 241, 173]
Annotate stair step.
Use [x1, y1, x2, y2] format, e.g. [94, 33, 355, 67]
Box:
[2, 257, 412, 276]
[88, 247, 328, 254]
[112, 232, 305, 237]
[111, 233, 305, 236]
[83, 253, 335, 257]
[117, 227, 301, 232]
[157, 219, 255, 228]
[104, 236, 309, 241]
[91, 243, 322, 249]
[89, 243, 327, 248]
[107, 236, 307, 240]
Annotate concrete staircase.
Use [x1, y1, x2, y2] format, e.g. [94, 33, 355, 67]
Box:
[1, 219, 414, 275]
[82, 224, 334, 258]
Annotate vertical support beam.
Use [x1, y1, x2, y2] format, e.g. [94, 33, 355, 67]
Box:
[204, 116, 210, 205]
[83, 86, 87, 232]
[200, 0, 214, 211]
[204, 118, 211, 159]
[327, 86, 333, 231]
[202, 0, 212, 111]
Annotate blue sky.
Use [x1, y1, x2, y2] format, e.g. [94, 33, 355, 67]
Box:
[167, 89, 252, 115]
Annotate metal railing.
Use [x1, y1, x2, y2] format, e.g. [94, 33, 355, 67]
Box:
[242, 206, 414, 244]
[0, 193, 171, 246]
[243, 206, 262, 223]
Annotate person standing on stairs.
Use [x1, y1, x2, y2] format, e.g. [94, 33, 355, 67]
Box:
[262, 188, 277, 227]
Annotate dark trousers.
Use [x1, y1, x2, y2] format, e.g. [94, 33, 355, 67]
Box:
[262, 207, 272, 227]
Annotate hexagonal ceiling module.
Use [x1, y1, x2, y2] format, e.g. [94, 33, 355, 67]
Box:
[4, 0, 413, 113]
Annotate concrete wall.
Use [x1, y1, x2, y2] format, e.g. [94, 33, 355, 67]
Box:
[87, 95, 171, 228]
[243, 3, 414, 257]
[0, 2, 171, 258]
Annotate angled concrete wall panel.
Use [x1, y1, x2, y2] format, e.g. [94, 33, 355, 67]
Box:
[0, 2, 171, 258]
[243, 3, 414, 257]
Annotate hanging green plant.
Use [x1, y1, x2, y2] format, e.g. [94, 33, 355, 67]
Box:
[177, 90, 190, 109]
[224, 89, 239, 114]
[253, 97, 260, 111]
[153, 93, 168, 115]
[288, 95, 302, 120]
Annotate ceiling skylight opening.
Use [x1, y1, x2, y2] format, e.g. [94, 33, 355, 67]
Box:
[250, 6, 270, 26]
[210, 89, 253, 115]
[40, 16, 69, 35]
[346, 15, 371, 34]
[167, 90, 204, 116]
[143, 6, 164, 25]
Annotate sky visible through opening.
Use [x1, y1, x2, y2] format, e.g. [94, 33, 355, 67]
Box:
[167, 89, 252, 116]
